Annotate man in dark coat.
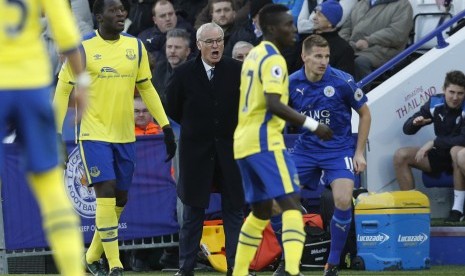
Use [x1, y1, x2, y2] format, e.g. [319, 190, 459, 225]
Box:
[166, 22, 245, 276]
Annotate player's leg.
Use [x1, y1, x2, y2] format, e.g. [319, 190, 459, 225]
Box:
[233, 155, 272, 276]
[447, 146, 465, 222]
[80, 141, 123, 272]
[18, 88, 84, 276]
[393, 146, 432, 190]
[272, 150, 305, 276]
[271, 150, 320, 276]
[322, 152, 355, 275]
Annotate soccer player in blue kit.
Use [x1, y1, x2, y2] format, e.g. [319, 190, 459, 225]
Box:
[289, 34, 371, 276]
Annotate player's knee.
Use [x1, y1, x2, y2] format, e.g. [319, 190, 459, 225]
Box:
[334, 194, 352, 210]
[393, 148, 408, 167]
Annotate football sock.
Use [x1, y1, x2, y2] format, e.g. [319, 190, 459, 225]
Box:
[28, 166, 84, 276]
[233, 213, 269, 276]
[86, 205, 124, 264]
[328, 207, 352, 265]
[452, 190, 465, 213]
[95, 198, 122, 269]
[282, 210, 305, 275]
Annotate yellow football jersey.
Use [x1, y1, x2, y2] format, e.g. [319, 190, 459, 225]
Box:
[58, 31, 152, 143]
[0, 0, 80, 89]
[234, 41, 289, 159]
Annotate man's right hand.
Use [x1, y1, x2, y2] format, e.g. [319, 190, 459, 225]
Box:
[412, 116, 432, 126]
[313, 124, 333, 141]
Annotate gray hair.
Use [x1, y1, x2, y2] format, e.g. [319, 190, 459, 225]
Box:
[232, 41, 253, 56]
[196, 22, 224, 41]
[166, 28, 191, 46]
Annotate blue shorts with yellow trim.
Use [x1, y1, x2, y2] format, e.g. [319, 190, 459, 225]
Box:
[236, 150, 300, 204]
[292, 149, 355, 190]
[79, 141, 136, 191]
[0, 87, 58, 173]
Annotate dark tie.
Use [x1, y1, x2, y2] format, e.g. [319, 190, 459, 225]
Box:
[209, 68, 215, 81]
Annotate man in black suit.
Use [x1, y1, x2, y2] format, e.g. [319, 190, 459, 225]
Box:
[166, 22, 245, 276]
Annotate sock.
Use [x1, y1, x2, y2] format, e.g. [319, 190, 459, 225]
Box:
[232, 213, 269, 276]
[86, 206, 124, 264]
[282, 210, 305, 275]
[452, 190, 465, 213]
[327, 207, 352, 265]
[95, 198, 122, 269]
[28, 166, 84, 276]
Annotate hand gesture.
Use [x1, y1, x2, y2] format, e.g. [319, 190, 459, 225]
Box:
[412, 116, 432, 126]
[313, 123, 333, 141]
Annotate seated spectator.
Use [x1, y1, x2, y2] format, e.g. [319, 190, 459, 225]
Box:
[138, 0, 196, 63]
[134, 96, 162, 135]
[339, 0, 413, 81]
[125, 0, 155, 36]
[152, 28, 191, 106]
[393, 71, 465, 223]
[231, 41, 253, 61]
[301, 0, 355, 75]
[297, 0, 357, 35]
[194, 0, 250, 30]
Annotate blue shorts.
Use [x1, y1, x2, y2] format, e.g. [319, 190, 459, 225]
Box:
[0, 87, 58, 173]
[292, 149, 355, 190]
[79, 141, 136, 191]
[236, 150, 300, 204]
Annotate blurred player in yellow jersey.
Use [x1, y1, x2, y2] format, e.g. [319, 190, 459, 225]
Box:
[232, 4, 333, 276]
[0, 1, 89, 276]
[53, 0, 176, 275]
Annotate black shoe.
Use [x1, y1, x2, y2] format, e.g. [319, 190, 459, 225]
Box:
[445, 210, 464, 223]
[108, 267, 124, 276]
[273, 260, 285, 276]
[174, 269, 194, 276]
[323, 263, 338, 276]
[84, 257, 108, 276]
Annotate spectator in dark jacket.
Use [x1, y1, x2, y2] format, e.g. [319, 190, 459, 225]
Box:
[138, 0, 196, 63]
[394, 70, 465, 223]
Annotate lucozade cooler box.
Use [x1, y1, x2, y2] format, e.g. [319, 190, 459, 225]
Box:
[355, 191, 430, 270]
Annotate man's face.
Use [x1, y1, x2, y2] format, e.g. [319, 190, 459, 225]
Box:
[312, 10, 331, 31]
[273, 12, 297, 48]
[134, 99, 153, 129]
[211, 1, 235, 28]
[166, 37, 191, 68]
[233, 46, 252, 61]
[196, 26, 224, 66]
[153, 2, 177, 33]
[302, 46, 330, 78]
[444, 84, 465, 109]
[99, 0, 126, 33]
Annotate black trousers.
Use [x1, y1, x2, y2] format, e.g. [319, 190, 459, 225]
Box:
[178, 193, 244, 271]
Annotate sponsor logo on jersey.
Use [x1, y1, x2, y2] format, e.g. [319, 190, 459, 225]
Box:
[93, 54, 102, 60]
[100, 67, 119, 74]
[64, 147, 96, 218]
[324, 86, 335, 97]
[296, 88, 305, 95]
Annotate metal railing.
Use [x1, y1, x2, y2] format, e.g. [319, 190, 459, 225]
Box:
[357, 8, 465, 89]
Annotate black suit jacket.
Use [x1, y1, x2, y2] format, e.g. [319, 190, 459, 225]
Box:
[166, 54, 245, 209]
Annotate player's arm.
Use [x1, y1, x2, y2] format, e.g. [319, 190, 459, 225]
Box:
[265, 93, 333, 140]
[353, 103, 371, 173]
[53, 69, 75, 134]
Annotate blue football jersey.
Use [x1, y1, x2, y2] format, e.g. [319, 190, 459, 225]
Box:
[289, 66, 367, 152]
